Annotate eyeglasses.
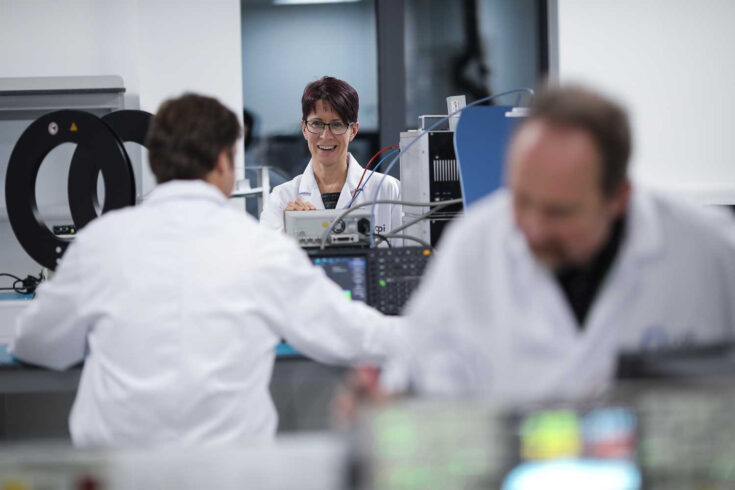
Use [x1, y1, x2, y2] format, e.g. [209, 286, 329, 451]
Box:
[304, 119, 354, 135]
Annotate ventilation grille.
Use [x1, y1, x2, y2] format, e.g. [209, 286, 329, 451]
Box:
[433, 159, 459, 182]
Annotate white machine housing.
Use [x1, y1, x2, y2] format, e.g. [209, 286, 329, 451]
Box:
[399, 96, 466, 246]
[284, 209, 371, 247]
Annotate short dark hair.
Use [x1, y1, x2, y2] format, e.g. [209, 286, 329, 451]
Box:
[147, 93, 241, 184]
[524, 85, 632, 196]
[301, 76, 359, 124]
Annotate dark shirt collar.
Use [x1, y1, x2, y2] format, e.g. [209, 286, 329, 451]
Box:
[555, 215, 627, 329]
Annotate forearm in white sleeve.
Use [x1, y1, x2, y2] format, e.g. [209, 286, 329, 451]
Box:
[378, 327, 414, 394]
[9, 242, 90, 370]
[258, 240, 405, 365]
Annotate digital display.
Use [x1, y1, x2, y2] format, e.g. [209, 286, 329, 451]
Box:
[503, 407, 640, 490]
[311, 255, 368, 303]
[502, 460, 641, 490]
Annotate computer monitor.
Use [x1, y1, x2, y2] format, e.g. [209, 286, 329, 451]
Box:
[277, 250, 370, 358]
[309, 246, 433, 315]
[310, 251, 369, 303]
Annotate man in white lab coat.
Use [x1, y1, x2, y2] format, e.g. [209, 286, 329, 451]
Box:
[10, 93, 402, 447]
[390, 85, 735, 403]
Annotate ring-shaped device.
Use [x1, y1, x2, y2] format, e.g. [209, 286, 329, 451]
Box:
[5, 110, 134, 270]
[68, 110, 151, 228]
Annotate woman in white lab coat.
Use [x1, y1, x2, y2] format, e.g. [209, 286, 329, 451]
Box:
[260, 76, 401, 238]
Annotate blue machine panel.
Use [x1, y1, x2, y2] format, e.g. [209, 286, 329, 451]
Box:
[454, 105, 525, 208]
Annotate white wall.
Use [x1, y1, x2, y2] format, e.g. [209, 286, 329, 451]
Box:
[0, 0, 244, 190]
[136, 1, 244, 130]
[556, 0, 735, 204]
[0, 0, 243, 276]
[0, 2, 142, 90]
[0, 0, 243, 134]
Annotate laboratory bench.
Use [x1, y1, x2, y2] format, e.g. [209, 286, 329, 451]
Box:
[0, 341, 345, 441]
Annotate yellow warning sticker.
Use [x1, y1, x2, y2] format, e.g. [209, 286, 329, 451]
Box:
[70, 122, 78, 132]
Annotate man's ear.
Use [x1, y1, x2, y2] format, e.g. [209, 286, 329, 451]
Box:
[301, 120, 308, 141]
[610, 178, 632, 218]
[215, 148, 232, 174]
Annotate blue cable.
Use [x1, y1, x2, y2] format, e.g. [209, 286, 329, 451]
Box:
[368, 88, 535, 247]
[347, 149, 400, 208]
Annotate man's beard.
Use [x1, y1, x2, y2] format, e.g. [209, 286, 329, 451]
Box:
[529, 243, 573, 271]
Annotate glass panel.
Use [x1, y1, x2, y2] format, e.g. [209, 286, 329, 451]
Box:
[405, 0, 541, 125]
[241, 0, 379, 190]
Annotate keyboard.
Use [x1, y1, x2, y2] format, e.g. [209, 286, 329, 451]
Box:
[367, 247, 432, 315]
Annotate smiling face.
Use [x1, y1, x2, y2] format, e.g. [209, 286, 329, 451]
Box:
[302, 99, 359, 169]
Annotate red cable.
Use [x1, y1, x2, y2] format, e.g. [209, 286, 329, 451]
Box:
[351, 145, 399, 200]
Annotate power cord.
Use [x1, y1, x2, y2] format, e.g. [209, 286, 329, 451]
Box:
[347, 148, 401, 208]
[349, 145, 399, 205]
[374, 203, 458, 249]
[373, 233, 393, 248]
[368, 87, 535, 246]
[0, 272, 43, 295]
[375, 233, 432, 249]
[321, 89, 534, 249]
[319, 198, 463, 249]
[386, 200, 460, 237]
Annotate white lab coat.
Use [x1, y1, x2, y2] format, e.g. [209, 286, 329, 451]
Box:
[260, 154, 402, 238]
[10, 180, 402, 447]
[390, 186, 735, 404]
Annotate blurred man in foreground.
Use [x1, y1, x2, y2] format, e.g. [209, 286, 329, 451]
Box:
[380, 84, 735, 403]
